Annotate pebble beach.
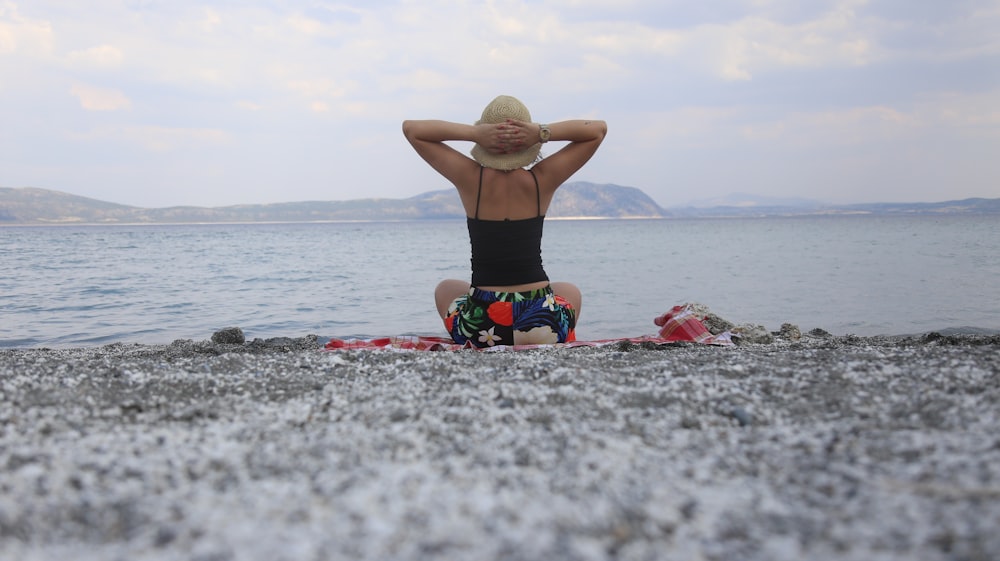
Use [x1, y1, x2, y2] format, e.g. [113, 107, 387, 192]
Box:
[2, 331, 999, 561]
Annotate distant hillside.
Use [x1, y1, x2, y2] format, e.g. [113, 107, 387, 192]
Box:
[550, 182, 666, 217]
[679, 192, 824, 209]
[407, 183, 666, 219]
[2, 186, 997, 225]
[667, 195, 1000, 218]
[0, 187, 140, 224]
[0, 183, 668, 225]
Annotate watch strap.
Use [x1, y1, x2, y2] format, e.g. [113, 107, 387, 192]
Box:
[539, 124, 551, 143]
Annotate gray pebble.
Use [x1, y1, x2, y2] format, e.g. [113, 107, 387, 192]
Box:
[211, 327, 245, 345]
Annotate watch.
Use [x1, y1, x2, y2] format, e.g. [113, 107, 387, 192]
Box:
[538, 124, 551, 143]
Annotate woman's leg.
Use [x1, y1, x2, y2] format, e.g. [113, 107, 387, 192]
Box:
[550, 281, 582, 320]
[435, 279, 471, 318]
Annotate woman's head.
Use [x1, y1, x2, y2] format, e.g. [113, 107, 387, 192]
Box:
[471, 95, 541, 170]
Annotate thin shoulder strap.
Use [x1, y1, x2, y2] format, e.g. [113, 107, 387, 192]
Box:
[475, 166, 484, 219]
[528, 169, 541, 216]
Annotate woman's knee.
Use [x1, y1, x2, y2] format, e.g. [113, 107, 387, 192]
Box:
[550, 282, 582, 315]
[435, 279, 470, 317]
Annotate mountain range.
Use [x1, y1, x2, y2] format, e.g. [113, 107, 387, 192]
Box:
[1, 184, 997, 225]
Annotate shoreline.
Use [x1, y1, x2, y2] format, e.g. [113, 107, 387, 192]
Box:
[6, 323, 1000, 352]
[2, 333, 998, 560]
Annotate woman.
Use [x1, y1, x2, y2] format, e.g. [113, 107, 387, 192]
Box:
[403, 95, 607, 347]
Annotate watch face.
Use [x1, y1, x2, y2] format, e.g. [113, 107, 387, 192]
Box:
[540, 126, 551, 141]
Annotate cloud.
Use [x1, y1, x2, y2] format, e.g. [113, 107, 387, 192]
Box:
[777, 91, 1000, 146]
[634, 106, 743, 147]
[236, 100, 263, 111]
[72, 125, 230, 152]
[69, 83, 132, 111]
[636, 89, 999, 153]
[677, 4, 876, 81]
[199, 7, 221, 32]
[124, 126, 229, 152]
[0, 1, 53, 55]
[3, 0, 998, 207]
[287, 78, 348, 99]
[67, 44, 124, 68]
[752, 105, 919, 146]
[285, 13, 324, 36]
[22, 1, 941, 113]
[914, 90, 1000, 130]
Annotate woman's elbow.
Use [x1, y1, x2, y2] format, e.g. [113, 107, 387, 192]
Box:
[590, 120, 608, 143]
[402, 120, 415, 139]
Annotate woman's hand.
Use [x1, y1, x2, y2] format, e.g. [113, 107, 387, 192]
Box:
[477, 119, 536, 155]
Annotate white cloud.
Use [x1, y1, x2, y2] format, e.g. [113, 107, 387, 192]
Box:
[914, 90, 1000, 130]
[755, 105, 919, 147]
[777, 91, 1000, 146]
[236, 100, 263, 111]
[125, 126, 229, 152]
[67, 44, 123, 68]
[678, 4, 876, 81]
[285, 13, 326, 36]
[69, 83, 132, 111]
[383, 68, 455, 92]
[199, 8, 221, 32]
[287, 78, 348, 99]
[2, 0, 998, 207]
[0, 1, 53, 55]
[630, 106, 745, 150]
[71, 125, 230, 152]
[637, 91, 999, 152]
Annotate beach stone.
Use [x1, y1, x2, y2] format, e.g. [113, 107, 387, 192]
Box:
[777, 323, 802, 340]
[247, 335, 321, 351]
[733, 323, 775, 344]
[685, 302, 713, 316]
[679, 302, 735, 335]
[3, 334, 999, 561]
[211, 326, 245, 345]
[730, 406, 753, 427]
[702, 312, 736, 335]
[680, 416, 701, 429]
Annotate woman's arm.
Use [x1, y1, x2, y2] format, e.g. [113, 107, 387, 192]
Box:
[402, 120, 475, 183]
[545, 120, 608, 144]
[500, 119, 608, 191]
[402, 120, 518, 183]
[402, 117, 607, 190]
[403, 120, 479, 144]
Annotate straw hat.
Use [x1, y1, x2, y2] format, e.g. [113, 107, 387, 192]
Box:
[470, 95, 541, 170]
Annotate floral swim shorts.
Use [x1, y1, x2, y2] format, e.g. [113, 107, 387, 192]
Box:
[445, 285, 577, 348]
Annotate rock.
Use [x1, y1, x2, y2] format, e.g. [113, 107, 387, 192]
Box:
[733, 324, 774, 344]
[730, 407, 753, 427]
[2, 335, 998, 560]
[676, 302, 735, 335]
[702, 313, 735, 335]
[211, 327, 245, 345]
[680, 416, 701, 429]
[777, 323, 802, 340]
[685, 302, 713, 317]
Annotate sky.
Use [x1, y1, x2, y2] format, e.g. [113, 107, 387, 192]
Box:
[1, 0, 998, 209]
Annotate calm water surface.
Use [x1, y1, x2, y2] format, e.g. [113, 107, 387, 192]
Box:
[2, 215, 998, 347]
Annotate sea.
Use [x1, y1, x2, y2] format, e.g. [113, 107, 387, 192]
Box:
[3, 215, 999, 348]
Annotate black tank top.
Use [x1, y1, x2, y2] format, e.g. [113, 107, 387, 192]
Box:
[466, 167, 548, 286]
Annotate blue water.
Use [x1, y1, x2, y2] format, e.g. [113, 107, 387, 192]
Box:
[3, 215, 999, 348]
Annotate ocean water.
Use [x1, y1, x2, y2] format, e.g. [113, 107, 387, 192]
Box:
[2, 215, 999, 348]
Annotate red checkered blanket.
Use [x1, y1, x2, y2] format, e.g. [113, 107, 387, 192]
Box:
[324, 304, 733, 351]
